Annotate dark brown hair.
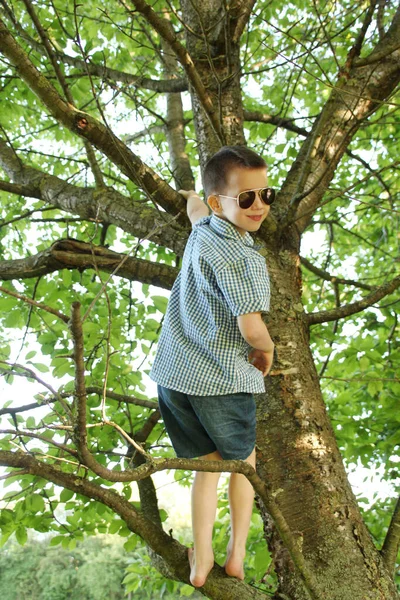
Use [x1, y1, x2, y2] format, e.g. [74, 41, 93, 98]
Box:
[203, 146, 266, 197]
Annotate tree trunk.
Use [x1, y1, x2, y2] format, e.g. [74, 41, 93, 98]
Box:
[181, 0, 246, 167]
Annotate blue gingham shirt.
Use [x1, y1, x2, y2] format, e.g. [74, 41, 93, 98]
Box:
[150, 214, 270, 395]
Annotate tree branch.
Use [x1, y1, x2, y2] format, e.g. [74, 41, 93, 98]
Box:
[230, 0, 257, 44]
[243, 109, 310, 136]
[380, 495, 400, 575]
[70, 301, 149, 471]
[0, 18, 187, 223]
[0, 384, 159, 417]
[0, 137, 189, 256]
[306, 274, 400, 325]
[0, 447, 320, 599]
[21, 0, 74, 104]
[118, 0, 226, 145]
[0, 2, 188, 93]
[343, 0, 378, 68]
[161, 14, 195, 191]
[300, 256, 373, 292]
[0, 360, 72, 418]
[0, 286, 69, 323]
[267, 6, 400, 239]
[0, 179, 41, 198]
[0, 429, 78, 457]
[0, 239, 178, 289]
[0, 450, 275, 599]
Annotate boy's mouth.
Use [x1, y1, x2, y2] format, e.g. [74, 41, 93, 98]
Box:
[247, 215, 263, 221]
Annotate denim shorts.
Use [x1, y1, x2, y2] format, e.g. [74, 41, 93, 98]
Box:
[157, 384, 256, 460]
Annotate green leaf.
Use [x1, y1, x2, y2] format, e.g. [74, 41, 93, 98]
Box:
[28, 362, 49, 373]
[60, 489, 75, 503]
[26, 416, 35, 429]
[180, 584, 195, 596]
[15, 525, 27, 546]
[151, 295, 168, 314]
[30, 494, 45, 513]
[49, 535, 64, 546]
[0, 531, 13, 548]
[108, 520, 123, 534]
[123, 536, 138, 552]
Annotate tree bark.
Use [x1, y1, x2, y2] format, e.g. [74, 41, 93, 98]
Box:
[181, 0, 246, 168]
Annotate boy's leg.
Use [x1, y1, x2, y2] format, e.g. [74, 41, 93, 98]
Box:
[225, 448, 256, 579]
[189, 450, 222, 587]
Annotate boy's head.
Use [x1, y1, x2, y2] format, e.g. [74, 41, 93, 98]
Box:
[204, 146, 272, 236]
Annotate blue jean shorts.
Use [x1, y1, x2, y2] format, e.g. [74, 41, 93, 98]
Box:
[157, 384, 256, 460]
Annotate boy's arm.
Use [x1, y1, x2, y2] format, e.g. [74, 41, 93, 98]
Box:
[179, 189, 210, 225]
[238, 312, 274, 376]
[237, 312, 274, 353]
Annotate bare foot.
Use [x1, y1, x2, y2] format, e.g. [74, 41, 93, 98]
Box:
[224, 543, 245, 580]
[188, 547, 214, 587]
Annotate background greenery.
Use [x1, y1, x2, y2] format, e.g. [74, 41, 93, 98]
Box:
[0, 0, 399, 596]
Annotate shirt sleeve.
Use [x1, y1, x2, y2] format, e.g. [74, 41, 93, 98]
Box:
[215, 257, 270, 317]
[192, 215, 211, 229]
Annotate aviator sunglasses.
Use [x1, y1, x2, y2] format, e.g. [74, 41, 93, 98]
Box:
[219, 187, 275, 209]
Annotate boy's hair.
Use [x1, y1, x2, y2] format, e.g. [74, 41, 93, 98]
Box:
[203, 146, 266, 197]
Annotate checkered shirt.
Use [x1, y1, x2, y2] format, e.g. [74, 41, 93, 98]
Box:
[149, 214, 271, 395]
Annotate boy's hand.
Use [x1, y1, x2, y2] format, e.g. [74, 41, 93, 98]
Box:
[248, 348, 274, 377]
[178, 189, 199, 201]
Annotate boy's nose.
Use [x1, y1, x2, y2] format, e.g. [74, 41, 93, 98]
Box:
[252, 192, 266, 209]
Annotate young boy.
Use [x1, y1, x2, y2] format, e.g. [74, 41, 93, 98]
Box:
[150, 146, 275, 587]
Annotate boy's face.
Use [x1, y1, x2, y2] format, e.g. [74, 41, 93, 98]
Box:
[207, 167, 270, 236]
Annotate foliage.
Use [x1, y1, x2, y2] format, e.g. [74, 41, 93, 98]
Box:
[0, 0, 399, 598]
[0, 533, 205, 599]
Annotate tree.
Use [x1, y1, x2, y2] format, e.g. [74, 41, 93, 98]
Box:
[0, 1, 399, 599]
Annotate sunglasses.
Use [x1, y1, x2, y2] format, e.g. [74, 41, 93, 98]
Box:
[219, 187, 275, 209]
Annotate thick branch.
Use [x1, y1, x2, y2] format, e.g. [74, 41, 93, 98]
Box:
[381, 496, 400, 575]
[344, 0, 378, 66]
[0, 239, 178, 289]
[0, 179, 41, 198]
[0, 137, 189, 256]
[306, 274, 400, 325]
[161, 19, 195, 191]
[0, 19, 187, 223]
[230, 0, 257, 43]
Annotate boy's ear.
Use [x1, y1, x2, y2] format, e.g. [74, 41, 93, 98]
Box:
[207, 194, 221, 213]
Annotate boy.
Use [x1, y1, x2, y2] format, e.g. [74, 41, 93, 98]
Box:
[150, 146, 275, 587]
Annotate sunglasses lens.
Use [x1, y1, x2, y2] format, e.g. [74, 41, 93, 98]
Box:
[237, 188, 275, 208]
[238, 191, 256, 209]
[260, 188, 275, 205]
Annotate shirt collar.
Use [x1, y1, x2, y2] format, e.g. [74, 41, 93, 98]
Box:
[209, 214, 254, 247]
